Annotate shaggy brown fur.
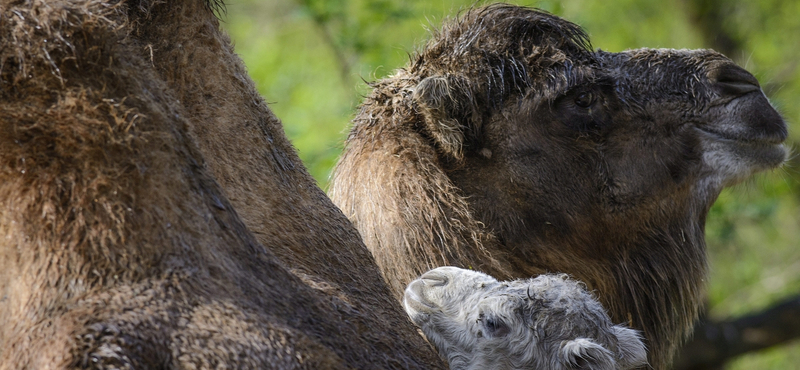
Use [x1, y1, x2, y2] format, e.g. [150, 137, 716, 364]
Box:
[124, 0, 442, 368]
[0, 0, 442, 368]
[330, 4, 787, 369]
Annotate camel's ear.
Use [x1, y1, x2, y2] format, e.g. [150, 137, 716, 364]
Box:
[412, 75, 475, 159]
[611, 325, 648, 369]
[560, 338, 615, 370]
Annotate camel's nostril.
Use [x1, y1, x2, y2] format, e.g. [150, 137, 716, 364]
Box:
[710, 64, 760, 97]
[420, 271, 448, 287]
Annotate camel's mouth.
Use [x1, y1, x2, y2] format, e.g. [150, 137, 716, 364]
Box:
[696, 125, 786, 146]
[403, 279, 439, 318]
[695, 86, 788, 169]
[695, 124, 788, 188]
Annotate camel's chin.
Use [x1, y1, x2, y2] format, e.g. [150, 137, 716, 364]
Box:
[403, 301, 434, 325]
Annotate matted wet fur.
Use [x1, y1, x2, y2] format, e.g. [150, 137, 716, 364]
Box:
[0, 0, 442, 368]
[330, 4, 787, 369]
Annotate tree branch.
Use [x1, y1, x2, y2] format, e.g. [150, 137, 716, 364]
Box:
[294, 0, 353, 87]
[674, 295, 800, 370]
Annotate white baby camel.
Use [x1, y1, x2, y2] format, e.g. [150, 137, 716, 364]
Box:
[404, 267, 647, 370]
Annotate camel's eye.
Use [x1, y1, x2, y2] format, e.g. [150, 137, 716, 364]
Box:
[483, 316, 510, 337]
[554, 85, 612, 134]
[574, 91, 595, 108]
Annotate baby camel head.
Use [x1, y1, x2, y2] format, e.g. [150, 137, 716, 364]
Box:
[404, 267, 647, 370]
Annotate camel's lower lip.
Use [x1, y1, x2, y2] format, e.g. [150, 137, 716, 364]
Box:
[403, 296, 435, 325]
[696, 127, 788, 168]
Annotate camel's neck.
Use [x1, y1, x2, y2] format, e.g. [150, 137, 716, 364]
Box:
[500, 207, 708, 370]
[332, 122, 518, 298]
[608, 220, 706, 369]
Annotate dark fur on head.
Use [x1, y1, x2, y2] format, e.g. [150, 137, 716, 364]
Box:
[331, 4, 787, 369]
[409, 5, 594, 158]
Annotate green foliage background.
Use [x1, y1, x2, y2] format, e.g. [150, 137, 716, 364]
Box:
[221, 1, 800, 368]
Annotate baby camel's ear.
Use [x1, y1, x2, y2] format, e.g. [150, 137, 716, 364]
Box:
[412, 74, 477, 159]
[560, 338, 615, 370]
[611, 325, 648, 369]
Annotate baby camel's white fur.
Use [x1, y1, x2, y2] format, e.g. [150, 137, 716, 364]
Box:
[404, 267, 647, 370]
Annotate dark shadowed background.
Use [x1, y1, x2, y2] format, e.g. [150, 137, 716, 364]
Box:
[220, 0, 800, 368]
